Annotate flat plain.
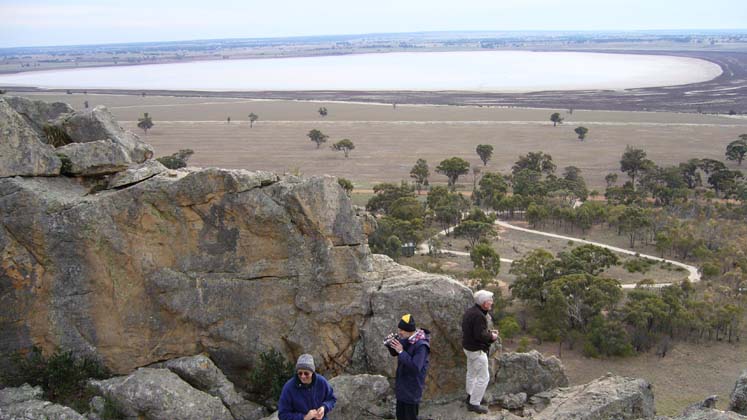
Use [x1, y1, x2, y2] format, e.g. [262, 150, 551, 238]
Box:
[18, 92, 747, 191]
[13, 91, 747, 416]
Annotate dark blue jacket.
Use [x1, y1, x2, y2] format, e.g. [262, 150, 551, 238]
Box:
[387, 329, 431, 404]
[278, 373, 336, 420]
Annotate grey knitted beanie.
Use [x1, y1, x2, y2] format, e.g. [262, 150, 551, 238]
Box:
[296, 354, 315, 372]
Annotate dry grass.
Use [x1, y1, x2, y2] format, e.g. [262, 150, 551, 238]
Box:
[16, 93, 747, 190]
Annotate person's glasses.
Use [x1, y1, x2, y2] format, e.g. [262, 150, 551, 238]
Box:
[298, 371, 313, 377]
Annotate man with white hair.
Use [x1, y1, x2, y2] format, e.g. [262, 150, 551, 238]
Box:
[461, 289, 499, 414]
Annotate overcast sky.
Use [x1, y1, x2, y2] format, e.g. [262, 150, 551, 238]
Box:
[2, 0, 746, 48]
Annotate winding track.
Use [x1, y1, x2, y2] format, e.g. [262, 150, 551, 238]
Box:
[418, 219, 700, 290]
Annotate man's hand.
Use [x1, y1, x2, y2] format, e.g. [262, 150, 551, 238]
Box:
[314, 406, 325, 419]
[303, 409, 318, 420]
[491, 330, 499, 341]
[390, 339, 403, 354]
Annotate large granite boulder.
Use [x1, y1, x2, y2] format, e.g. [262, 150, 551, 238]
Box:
[0, 159, 472, 399]
[327, 374, 392, 420]
[532, 374, 654, 420]
[354, 256, 473, 397]
[4, 96, 74, 138]
[730, 370, 747, 415]
[152, 354, 265, 420]
[0, 384, 85, 420]
[56, 139, 132, 176]
[489, 350, 569, 399]
[0, 98, 62, 177]
[88, 368, 233, 420]
[54, 105, 153, 163]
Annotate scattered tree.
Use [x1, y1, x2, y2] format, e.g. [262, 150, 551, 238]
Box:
[476, 144, 494, 166]
[620, 146, 653, 191]
[436, 157, 470, 190]
[331, 139, 355, 158]
[248, 113, 259, 128]
[470, 243, 501, 275]
[83, 100, 89, 109]
[307, 129, 328, 149]
[318, 106, 328, 117]
[227, 116, 231, 124]
[574, 126, 588, 141]
[410, 159, 430, 194]
[550, 112, 564, 127]
[454, 220, 495, 248]
[137, 112, 154, 134]
[725, 136, 747, 165]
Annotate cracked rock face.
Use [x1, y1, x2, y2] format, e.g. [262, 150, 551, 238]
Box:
[0, 98, 62, 177]
[0, 384, 85, 420]
[89, 368, 234, 420]
[731, 370, 747, 415]
[0, 162, 472, 398]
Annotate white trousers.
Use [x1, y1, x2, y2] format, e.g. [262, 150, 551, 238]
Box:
[464, 349, 490, 406]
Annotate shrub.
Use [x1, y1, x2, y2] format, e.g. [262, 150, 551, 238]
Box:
[248, 349, 295, 409]
[156, 149, 194, 169]
[623, 257, 656, 274]
[42, 124, 73, 147]
[584, 317, 634, 357]
[498, 316, 520, 341]
[1, 347, 109, 413]
[516, 336, 531, 353]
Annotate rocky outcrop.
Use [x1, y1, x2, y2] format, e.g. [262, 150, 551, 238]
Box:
[108, 159, 167, 189]
[488, 350, 569, 400]
[354, 257, 473, 396]
[4, 96, 74, 138]
[89, 368, 234, 420]
[0, 384, 85, 420]
[0, 97, 475, 396]
[0, 161, 472, 398]
[0, 98, 61, 177]
[667, 395, 747, 419]
[731, 370, 747, 415]
[56, 139, 132, 176]
[532, 374, 655, 420]
[151, 354, 265, 420]
[54, 105, 153, 163]
[327, 374, 392, 420]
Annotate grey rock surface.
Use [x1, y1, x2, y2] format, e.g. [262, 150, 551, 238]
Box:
[497, 392, 527, 410]
[0, 162, 471, 398]
[0, 98, 62, 177]
[328, 374, 392, 420]
[107, 160, 167, 189]
[418, 400, 523, 420]
[730, 370, 747, 415]
[88, 368, 233, 420]
[490, 350, 569, 398]
[56, 139, 132, 176]
[4, 96, 74, 138]
[55, 106, 153, 163]
[0, 384, 86, 420]
[0, 384, 43, 406]
[667, 395, 747, 419]
[152, 354, 265, 420]
[356, 256, 473, 397]
[533, 374, 655, 420]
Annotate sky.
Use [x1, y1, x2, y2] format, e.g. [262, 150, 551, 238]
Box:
[1, 0, 746, 48]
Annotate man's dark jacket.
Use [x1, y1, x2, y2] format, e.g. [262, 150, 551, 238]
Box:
[387, 329, 431, 404]
[278, 373, 336, 420]
[462, 304, 494, 353]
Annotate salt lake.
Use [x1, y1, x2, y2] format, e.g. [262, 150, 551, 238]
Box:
[0, 51, 722, 92]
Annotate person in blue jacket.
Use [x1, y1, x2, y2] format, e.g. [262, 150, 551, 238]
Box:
[385, 313, 431, 420]
[278, 354, 336, 420]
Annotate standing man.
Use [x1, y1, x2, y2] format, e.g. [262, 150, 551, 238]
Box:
[385, 314, 431, 420]
[462, 290, 499, 414]
[278, 354, 336, 420]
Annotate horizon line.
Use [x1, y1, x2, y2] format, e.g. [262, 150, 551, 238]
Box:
[2, 28, 747, 51]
